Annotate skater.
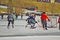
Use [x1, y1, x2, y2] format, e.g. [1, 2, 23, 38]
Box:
[58, 16, 60, 30]
[7, 13, 15, 29]
[1, 14, 4, 19]
[26, 13, 37, 29]
[40, 12, 50, 30]
[21, 14, 23, 19]
[16, 14, 18, 19]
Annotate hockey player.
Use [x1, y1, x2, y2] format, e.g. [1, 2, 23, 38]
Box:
[25, 13, 37, 29]
[40, 12, 50, 30]
[7, 13, 16, 29]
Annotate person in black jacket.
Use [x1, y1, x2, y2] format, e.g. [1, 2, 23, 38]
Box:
[7, 14, 14, 29]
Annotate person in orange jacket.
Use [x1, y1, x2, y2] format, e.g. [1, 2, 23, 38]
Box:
[58, 16, 60, 30]
[40, 12, 50, 30]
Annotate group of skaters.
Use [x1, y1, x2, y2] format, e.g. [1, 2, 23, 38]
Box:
[7, 12, 60, 30]
[25, 12, 50, 30]
[25, 12, 60, 30]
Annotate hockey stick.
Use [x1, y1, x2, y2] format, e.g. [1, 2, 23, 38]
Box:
[36, 22, 41, 27]
[36, 22, 43, 29]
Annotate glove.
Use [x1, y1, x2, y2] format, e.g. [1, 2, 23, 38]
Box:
[35, 21, 37, 23]
[48, 19, 50, 22]
[26, 18, 28, 21]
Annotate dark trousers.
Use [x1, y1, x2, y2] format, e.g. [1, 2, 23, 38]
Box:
[41, 19, 47, 30]
[7, 20, 14, 28]
[1, 14, 3, 19]
[16, 15, 18, 19]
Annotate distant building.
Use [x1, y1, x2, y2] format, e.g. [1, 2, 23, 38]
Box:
[37, 0, 50, 2]
[37, 0, 60, 3]
[55, 0, 60, 3]
[37, 0, 41, 2]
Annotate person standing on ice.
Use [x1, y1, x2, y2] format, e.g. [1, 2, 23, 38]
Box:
[40, 12, 50, 30]
[21, 14, 23, 20]
[7, 13, 15, 29]
[58, 16, 60, 30]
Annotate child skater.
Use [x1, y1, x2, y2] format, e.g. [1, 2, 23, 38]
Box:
[25, 13, 37, 29]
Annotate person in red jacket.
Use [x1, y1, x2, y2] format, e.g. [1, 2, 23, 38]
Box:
[58, 16, 60, 30]
[40, 12, 50, 30]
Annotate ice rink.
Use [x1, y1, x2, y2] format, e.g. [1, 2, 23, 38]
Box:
[0, 36, 60, 40]
[0, 15, 60, 37]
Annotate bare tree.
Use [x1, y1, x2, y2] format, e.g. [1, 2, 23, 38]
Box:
[7, 0, 13, 14]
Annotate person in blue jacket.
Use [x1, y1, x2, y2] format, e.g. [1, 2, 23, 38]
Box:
[26, 13, 37, 29]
